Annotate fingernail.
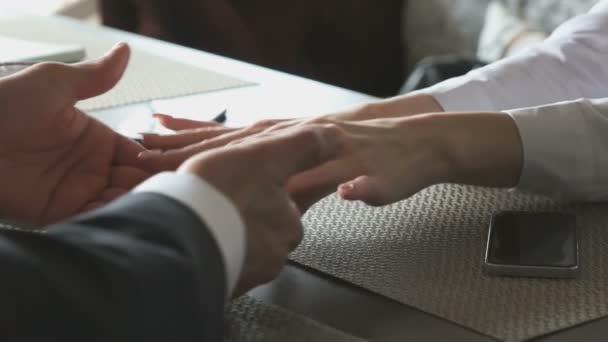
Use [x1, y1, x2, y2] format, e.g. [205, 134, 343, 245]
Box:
[114, 42, 128, 50]
[105, 42, 126, 56]
[153, 113, 172, 119]
[138, 149, 162, 159]
[338, 183, 356, 199]
[340, 183, 355, 191]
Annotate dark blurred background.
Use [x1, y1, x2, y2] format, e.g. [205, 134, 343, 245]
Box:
[100, 0, 405, 97]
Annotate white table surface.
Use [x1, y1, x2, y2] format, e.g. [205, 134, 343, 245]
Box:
[0, 13, 374, 134]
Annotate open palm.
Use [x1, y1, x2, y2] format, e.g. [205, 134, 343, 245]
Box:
[0, 44, 150, 225]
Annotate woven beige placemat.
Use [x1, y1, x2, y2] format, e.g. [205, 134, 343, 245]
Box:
[225, 296, 365, 342]
[0, 17, 253, 111]
[292, 185, 608, 341]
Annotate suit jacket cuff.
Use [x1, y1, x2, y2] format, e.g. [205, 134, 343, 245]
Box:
[133, 172, 245, 297]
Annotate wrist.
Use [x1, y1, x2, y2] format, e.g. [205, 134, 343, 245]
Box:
[331, 94, 444, 122]
[432, 112, 523, 188]
[392, 114, 456, 188]
[379, 93, 445, 118]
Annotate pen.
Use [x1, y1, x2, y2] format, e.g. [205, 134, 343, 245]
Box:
[213, 109, 228, 124]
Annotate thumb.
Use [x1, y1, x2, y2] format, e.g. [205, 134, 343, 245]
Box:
[338, 175, 392, 207]
[14, 42, 131, 102]
[66, 42, 131, 100]
[1, 43, 130, 107]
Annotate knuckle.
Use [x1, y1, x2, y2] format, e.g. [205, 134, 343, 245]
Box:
[30, 62, 72, 94]
[317, 123, 346, 150]
[293, 126, 319, 140]
[321, 122, 343, 136]
[266, 120, 292, 132]
[32, 62, 63, 75]
[226, 139, 243, 147]
[30, 62, 64, 82]
[359, 102, 385, 118]
[308, 116, 336, 125]
[253, 119, 280, 130]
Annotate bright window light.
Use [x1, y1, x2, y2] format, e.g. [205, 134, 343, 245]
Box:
[0, 0, 82, 15]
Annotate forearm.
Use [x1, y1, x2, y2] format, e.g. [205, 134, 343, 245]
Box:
[421, 2, 608, 112]
[506, 98, 608, 201]
[344, 2, 608, 121]
[331, 94, 445, 122]
[0, 193, 226, 341]
[422, 97, 608, 202]
[431, 112, 523, 188]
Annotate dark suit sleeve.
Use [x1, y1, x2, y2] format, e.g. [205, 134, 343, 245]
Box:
[0, 193, 226, 342]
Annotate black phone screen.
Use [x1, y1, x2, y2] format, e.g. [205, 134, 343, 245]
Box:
[487, 212, 577, 267]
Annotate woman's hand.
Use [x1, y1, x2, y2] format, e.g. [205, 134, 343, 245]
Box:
[140, 108, 523, 212]
[0, 43, 150, 224]
[137, 94, 443, 171]
[288, 112, 523, 210]
[146, 112, 523, 214]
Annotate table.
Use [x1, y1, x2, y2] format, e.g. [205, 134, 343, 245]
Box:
[2, 13, 607, 342]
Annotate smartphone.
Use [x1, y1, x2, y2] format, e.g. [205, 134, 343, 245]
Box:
[483, 211, 578, 278]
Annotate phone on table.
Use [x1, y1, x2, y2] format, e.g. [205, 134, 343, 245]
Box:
[483, 211, 578, 279]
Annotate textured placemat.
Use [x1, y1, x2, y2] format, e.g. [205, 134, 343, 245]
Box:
[225, 296, 365, 342]
[0, 17, 253, 111]
[293, 185, 608, 341]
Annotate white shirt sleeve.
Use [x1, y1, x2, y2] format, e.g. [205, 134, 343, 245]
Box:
[416, 1, 608, 202]
[505, 98, 608, 202]
[133, 172, 245, 297]
[420, 0, 608, 112]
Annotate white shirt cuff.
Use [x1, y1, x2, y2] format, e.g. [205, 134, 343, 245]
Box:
[415, 75, 496, 112]
[133, 172, 245, 297]
[505, 102, 595, 201]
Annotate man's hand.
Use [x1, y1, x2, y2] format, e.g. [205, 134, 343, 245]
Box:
[0, 43, 150, 225]
[178, 124, 339, 294]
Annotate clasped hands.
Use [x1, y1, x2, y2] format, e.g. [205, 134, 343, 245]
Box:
[0, 44, 522, 294]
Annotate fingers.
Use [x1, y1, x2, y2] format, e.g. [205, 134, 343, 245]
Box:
[109, 166, 150, 189]
[287, 158, 364, 210]
[137, 118, 299, 171]
[114, 134, 147, 166]
[293, 170, 394, 208]
[81, 202, 104, 213]
[338, 175, 391, 206]
[291, 187, 336, 214]
[246, 124, 342, 181]
[0, 43, 129, 114]
[137, 125, 276, 171]
[21, 42, 130, 102]
[67, 42, 131, 100]
[154, 113, 221, 131]
[141, 126, 236, 150]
